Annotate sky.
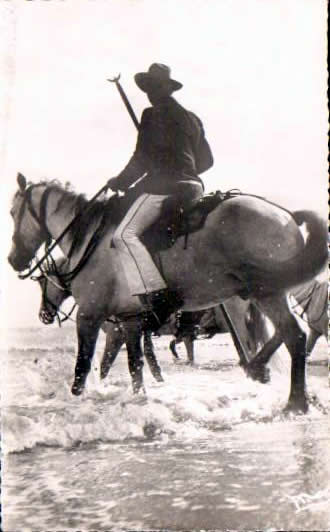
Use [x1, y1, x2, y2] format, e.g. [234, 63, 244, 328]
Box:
[0, 0, 328, 329]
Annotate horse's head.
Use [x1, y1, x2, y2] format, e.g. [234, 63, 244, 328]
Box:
[36, 258, 71, 324]
[8, 174, 50, 271]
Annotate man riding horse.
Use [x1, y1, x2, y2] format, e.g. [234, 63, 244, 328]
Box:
[107, 63, 214, 329]
[9, 64, 327, 409]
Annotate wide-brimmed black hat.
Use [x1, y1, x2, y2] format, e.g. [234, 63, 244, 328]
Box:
[134, 63, 183, 93]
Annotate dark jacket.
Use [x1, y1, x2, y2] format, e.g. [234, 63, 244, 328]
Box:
[116, 96, 213, 194]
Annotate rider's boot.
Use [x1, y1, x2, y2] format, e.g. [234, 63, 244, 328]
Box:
[140, 289, 183, 332]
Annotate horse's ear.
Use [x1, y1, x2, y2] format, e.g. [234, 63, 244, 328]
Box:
[17, 173, 27, 191]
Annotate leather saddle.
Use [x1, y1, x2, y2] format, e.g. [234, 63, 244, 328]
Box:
[162, 190, 226, 247]
[64, 188, 240, 285]
[108, 189, 237, 250]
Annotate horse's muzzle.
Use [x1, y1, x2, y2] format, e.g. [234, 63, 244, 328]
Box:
[39, 308, 56, 325]
[7, 250, 31, 272]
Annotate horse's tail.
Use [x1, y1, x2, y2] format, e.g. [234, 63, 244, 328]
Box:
[249, 210, 328, 293]
[289, 210, 328, 286]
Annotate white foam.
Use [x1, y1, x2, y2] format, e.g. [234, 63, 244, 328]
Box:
[2, 329, 329, 454]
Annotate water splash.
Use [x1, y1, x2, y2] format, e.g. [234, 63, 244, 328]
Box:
[2, 328, 328, 454]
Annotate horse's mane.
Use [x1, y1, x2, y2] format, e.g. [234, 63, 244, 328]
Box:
[32, 179, 106, 214]
[31, 179, 111, 250]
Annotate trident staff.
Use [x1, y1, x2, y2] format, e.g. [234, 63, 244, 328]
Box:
[107, 74, 140, 131]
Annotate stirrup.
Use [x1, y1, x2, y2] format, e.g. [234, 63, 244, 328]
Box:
[142, 309, 163, 330]
[141, 289, 183, 332]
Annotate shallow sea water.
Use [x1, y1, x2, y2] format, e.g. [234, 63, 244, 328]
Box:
[1, 325, 329, 531]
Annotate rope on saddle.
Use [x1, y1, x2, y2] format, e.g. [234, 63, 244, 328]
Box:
[235, 191, 294, 216]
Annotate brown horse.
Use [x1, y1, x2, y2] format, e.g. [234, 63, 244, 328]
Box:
[35, 257, 267, 379]
[8, 174, 328, 412]
[35, 256, 165, 382]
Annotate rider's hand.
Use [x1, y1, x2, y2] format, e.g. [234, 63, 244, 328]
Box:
[107, 177, 122, 191]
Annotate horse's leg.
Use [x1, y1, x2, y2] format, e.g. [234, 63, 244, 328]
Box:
[306, 329, 321, 357]
[169, 338, 180, 360]
[245, 331, 283, 383]
[254, 294, 308, 413]
[184, 335, 195, 365]
[245, 302, 270, 354]
[100, 323, 125, 379]
[72, 313, 102, 396]
[305, 311, 327, 357]
[122, 318, 145, 394]
[143, 331, 164, 382]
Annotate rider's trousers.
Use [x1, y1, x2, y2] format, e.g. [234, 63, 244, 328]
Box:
[112, 193, 169, 296]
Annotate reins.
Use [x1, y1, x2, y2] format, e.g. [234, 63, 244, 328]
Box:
[32, 265, 77, 326]
[18, 183, 111, 280]
[55, 302, 77, 326]
[59, 206, 110, 285]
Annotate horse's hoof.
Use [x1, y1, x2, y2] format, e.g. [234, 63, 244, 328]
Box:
[143, 422, 158, 439]
[155, 374, 164, 382]
[246, 364, 270, 384]
[71, 382, 84, 396]
[132, 384, 146, 395]
[283, 399, 309, 415]
[131, 394, 148, 406]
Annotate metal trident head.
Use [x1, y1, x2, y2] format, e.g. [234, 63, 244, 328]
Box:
[107, 74, 121, 83]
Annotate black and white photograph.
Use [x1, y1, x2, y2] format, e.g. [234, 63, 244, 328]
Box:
[1, 1, 329, 531]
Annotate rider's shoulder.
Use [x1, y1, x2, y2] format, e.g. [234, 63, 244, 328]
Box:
[141, 107, 153, 119]
[187, 110, 203, 128]
[171, 104, 203, 135]
[138, 108, 154, 130]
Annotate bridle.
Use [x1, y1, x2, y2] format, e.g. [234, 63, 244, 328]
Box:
[14, 182, 112, 281]
[13, 183, 74, 280]
[12, 179, 113, 326]
[12, 184, 76, 324]
[33, 263, 77, 326]
[12, 184, 52, 266]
